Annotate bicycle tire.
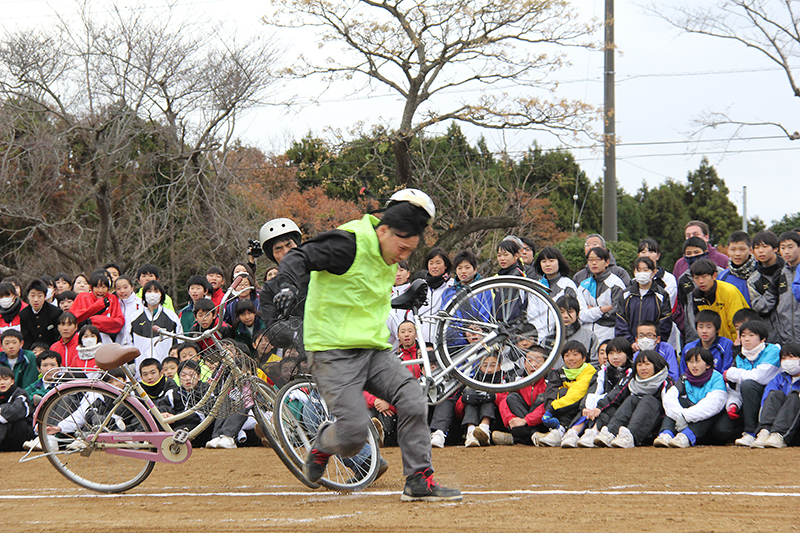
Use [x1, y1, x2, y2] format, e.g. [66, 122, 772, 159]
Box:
[275, 379, 380, 492]
[37, 386, 156, 493]
[250, 380, 320, 489]
[434, 275, 564, 393]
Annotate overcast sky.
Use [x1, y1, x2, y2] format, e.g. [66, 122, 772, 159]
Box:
[4, 0, 798, 228]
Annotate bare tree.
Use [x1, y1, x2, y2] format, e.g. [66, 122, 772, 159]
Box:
[656, 0, 800, 140]
[265, 0, 597, 184]
[0, 1, 282, 295]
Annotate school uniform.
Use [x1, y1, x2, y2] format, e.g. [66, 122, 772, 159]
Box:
[20, 303, 61, 347]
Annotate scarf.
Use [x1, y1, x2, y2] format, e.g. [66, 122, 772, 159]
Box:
[425, 271, 450, 290]
[564, 362, 589, 381]
[498, 261, 524, 277]
[142, 375, 169, 399]
[629, 365, 669, 396]
[0, 297, 21, 324]
[685, 252, 708, 266]
[684, 366, 714, 387]
[453, 272, 481, 292]
[741, 342, 766, 362]
[728, 256, 757, 280]
[0, 382, 18, 404]
[756, 255, 785, 278]
[564, 320, 581, 338]
[605, 365, 632, 392]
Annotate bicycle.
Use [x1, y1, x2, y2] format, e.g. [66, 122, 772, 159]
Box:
[22, 275, 312, 493]
[271, 274, 565, 490]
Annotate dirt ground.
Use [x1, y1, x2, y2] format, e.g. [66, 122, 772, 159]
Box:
[2, 444, 798, 532]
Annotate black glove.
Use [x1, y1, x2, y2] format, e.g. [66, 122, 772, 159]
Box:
[103, 297, 110, 309]
[273, 285, 298, 318]
[462, 387, 495, 405]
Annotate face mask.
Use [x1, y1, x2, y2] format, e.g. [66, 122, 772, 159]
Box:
[46, 288, 55, 300]
[781, 359, 800, 376]
[634, 272, 652, 286]
[638, 337, 657, 351]
[0, 296, 14, 309]
[145, 293, 162, 306]
[685, 252, 708, 266]
[82, 337, 98, 348]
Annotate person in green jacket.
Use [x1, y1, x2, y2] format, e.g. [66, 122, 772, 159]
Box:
[24, 350, 61, 405]
[0, 329, 39, 390]
[273, 189, 461, 502]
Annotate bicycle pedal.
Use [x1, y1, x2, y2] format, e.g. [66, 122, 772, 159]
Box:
[172, 429, 190, 444]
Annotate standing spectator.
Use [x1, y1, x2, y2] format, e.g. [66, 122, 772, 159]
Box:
[135, 265, 175, 312]
[54, 273, 73, 295]
[673, 220, 730, 278]
[206, 266, 226, 308]
[718, 231, 755, 306]
[615, 257, 672, 345]
[131, 280, 182, 369]
[534, 247, 587, 310]
[114, 275, 142, 346]
[20, 279, 61, 348]
[638, 238, 678, 309]
[102, 263, 122, 288]
[776, 231, 800, 344]
[0, 282, 24, 334]
[577, 247, 627, 344]
[179, 275, 212, 333]
[50, 313, 79, 368]
[72, 274, 91, 293]
[519, 237, 537, 278]
[748, 231, 784, 342]
[573, 234, 631, 287]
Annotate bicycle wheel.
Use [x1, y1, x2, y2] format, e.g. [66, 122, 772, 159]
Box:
[434, 275, 564, 393]
[275, 379, 380, 492]
[250, 380, 320, 489]
[37, 386, 156, 493]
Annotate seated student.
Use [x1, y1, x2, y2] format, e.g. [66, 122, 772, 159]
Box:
[131, 280, 182, 370]
[179, 275, 212, 333]
[206, 266, 226, 308]
[632, 321, 680, 382]
[597, 339, 609, 367]
[69, 271, 124, 344]
[680, 310, 734, 375]
[28, 342, 49, 357]
[231, 300, 266, 356]
[534, 247, 587, 310]
[252, 330, 281, 368]
[56, 290, 77, 313]
[50, 312, 79, 369]
[158, 360, 213, 446]
[532, 340, 597, 447]
[0, 366, 35, 451]
[718, 231, 755, 306]
[556, 295, 598, 367]
[749, 343, 800, 448]
[593, 350, 674, 448]
[161, 356, 180, 382]
[24, 350, 61, 406]
[731, 308, 761, 355]
[656, 346, 727, 448]
[566, 337, 634, 448]
[748, 230, 785, 342]
[494, 347, 548, 446]
[457, 354, 509, 447]
[577, 247, 627, 344]
[0, 329, 38, 390]
[190, 299, 232, 351]
[114, 275, 142, 347]
[224, 274, 260, 326]
[71, 325, 103, 373]
[724, 320, 782, 446]
[139, 358, 177, 401]
[615, 257, 672, 344]
[135, 264, 175, 312]
[689, 258, 749, 344]
[176, 342, 212, 383]
[20, 279, 62, 348]
[0, 281, 24, 334]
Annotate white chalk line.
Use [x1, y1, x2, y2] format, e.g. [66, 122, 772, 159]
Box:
[3, 488, 800, 500]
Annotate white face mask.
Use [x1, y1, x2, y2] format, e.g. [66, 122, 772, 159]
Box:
[781, 359, 800, 376]
[145, 293, 162, 306]
[0, 296, 14, 309]
[638, 337, 657, 351]
[82, 337, 98, 347]
[46, 287, 55, 300]
[634, 272, 652, 286]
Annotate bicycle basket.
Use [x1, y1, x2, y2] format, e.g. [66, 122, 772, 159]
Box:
[195, 339, 264, 419]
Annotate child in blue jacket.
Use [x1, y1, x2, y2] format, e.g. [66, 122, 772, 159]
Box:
[749, 343, 800, 448]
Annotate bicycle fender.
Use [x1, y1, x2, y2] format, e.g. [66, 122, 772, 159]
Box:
[34, 381, 159, 432]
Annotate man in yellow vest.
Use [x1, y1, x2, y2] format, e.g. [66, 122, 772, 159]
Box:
[274, 189, 461, 502]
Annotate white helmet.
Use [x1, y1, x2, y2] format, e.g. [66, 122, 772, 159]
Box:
[385, 188, 435, 221]
[259, 218, 302, 262]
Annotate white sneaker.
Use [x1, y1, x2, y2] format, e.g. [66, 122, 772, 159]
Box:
[430, 429, 446, 449]
[464, 433, 481, 448]
[539, 429, 562, 447]
[765, 433, 787, 448]
[577, 428, 598, 448]
[669, 432, 691, 448]
[66, 439, 87, 451]
[560, 429, 579, 448]
[531, 431, 549, 446]
[593, 426, 614, 448]
[472, 425, 491, 446]
[734, 432, 756, 447]
[610, 426, 634, 448]
[217, 435, 237, 449]
[491, 431, 514, 446]
[205, 436, 222, 449]
[653, 432, 672, 448]
[23, 438, 41, 451]
[750, 429, 770, 448]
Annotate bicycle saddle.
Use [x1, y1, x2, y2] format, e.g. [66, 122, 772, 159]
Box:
[391, 278, 428, 310]
[95, 343, 141, 370]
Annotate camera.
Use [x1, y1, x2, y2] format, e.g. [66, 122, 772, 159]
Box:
[248, 238, 263, 259]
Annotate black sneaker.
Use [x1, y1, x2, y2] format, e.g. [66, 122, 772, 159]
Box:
[401, 468, 462, 502]
[304, 448, 331, 483]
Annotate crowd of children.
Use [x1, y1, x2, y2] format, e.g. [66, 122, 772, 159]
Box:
[2, 219, 800, 456]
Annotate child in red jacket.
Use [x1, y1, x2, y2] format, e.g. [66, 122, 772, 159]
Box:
[494, 346, 548, 445]
[69, 272, 123, 344]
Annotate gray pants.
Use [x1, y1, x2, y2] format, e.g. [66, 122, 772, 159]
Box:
[310, 348, 431, 477]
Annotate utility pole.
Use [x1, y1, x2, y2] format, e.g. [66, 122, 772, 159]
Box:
[602, 0, 617, 242]
[742, 185, 748, 232]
